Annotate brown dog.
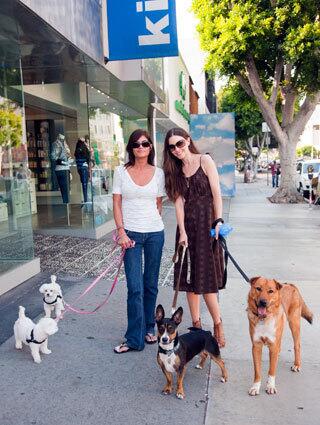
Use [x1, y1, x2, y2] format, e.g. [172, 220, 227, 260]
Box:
[247, 276, 313, 396]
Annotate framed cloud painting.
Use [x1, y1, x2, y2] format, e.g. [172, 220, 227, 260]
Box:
[190, 113, 235, 197]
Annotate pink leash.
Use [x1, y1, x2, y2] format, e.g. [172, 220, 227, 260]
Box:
[57, 241, 125, 320]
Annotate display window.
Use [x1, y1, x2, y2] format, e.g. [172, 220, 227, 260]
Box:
[0, 63, 34, 275]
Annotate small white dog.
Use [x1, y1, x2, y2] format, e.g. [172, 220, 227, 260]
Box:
[14, 306, 58, 364]
[39, 275, 64, 319]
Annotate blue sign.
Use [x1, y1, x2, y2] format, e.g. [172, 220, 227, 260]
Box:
[107, 0, 178, 60]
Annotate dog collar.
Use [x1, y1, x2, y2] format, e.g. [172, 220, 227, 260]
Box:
[158, 341, 180, 356]
[43, 295, 62, 305]
[26, 329, 47, 344]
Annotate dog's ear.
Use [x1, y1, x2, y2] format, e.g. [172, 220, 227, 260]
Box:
[250, 276, 261, 286]
[274, 280, 283, 290]
[39, 284, 46, 294]
[171, 307, 183, 325]
[155, 304, 165, 323]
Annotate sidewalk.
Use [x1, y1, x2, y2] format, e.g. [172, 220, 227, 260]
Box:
[0, 204, 211, 425]
[1, 174, 319, 425]
[204, 174, 320, 425]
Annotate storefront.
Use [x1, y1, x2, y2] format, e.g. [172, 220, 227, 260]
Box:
[0, 0, 164, 291]
[0, 2, 38, 292]
[22, 80, 145, 237]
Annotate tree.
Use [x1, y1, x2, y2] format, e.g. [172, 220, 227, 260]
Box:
[192, 0, 320, 202]
[296, 145, 320, 158]
[219, 81, 266, 179]
[0, 100, 23, 174]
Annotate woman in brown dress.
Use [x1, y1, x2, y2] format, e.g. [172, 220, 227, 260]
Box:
[163, 127, 225, 347]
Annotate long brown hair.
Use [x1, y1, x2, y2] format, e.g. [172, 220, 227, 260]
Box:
[125, 129, 154, 168]
[163, 127, 199, 201]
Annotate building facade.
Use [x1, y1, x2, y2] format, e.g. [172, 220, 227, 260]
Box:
[0, 0, 196, 293]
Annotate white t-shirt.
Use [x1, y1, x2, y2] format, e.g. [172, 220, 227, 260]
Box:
[112, 165, 166, 233]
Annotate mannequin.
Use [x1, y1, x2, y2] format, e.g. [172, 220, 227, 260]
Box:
[74, 137, 91, 203]
[51, 134, 72, 203]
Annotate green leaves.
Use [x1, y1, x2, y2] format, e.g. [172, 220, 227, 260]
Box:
[219, 80, 263, 141]
[192, 0, 320, 92]
[0, 101, 23, 148]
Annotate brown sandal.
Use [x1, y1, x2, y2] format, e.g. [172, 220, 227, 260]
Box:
[192, 318, 202, 329]
[214, 320, 226, 348]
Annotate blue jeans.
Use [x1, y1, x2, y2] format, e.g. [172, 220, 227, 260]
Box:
[124, 230, 164, 350]
[55, 170, 70, 203]
[77, 166, 89, 202]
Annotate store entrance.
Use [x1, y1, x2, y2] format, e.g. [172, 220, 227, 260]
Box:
[25, 100, 94, 232]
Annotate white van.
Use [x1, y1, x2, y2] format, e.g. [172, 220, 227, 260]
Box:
[296, 159, 320, 197]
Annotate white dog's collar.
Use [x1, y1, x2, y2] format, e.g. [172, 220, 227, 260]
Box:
[43, 295, 62, 305]
[26, 329, 47, 345]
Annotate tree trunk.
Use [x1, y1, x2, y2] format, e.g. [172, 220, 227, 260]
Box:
[252, 156, 258, 180]
[268, 135, 303, 203]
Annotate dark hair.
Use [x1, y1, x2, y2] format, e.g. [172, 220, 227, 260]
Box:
[163, 127, 199, 201]
[75, 138, 90, 162]
[125, 129, 154, 168]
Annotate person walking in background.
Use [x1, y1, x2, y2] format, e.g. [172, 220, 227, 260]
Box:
[270, 160, 277, 188]
[163, 127, 226, 348]
[276, 162, 281, 187]
[112, 129, 166, 353]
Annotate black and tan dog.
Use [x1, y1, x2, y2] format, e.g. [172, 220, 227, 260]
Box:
[247, 276, 313, 396]
[155, 304, 227, 399]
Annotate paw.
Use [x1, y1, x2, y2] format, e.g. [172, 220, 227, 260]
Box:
[162, 387, 173, 395]
[195, 364, 203, 370]
[266, 384, 277, 395]
[266, 376, 277, 395]
[248, 382, 261, 396]
[42, 349, 51, 354]
[33, 357, 41, 364]
[15, 342, 22, 350]
[291, 364, 301, 372]
[176, 392, 185, 400]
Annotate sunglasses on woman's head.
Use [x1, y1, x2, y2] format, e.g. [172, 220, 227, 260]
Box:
[168, 139, 186, 151]
[132, 140, 151, 148]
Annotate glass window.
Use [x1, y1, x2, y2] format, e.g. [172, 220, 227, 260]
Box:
[143, 58, 164, 90]
[0, 62, 34, 275]
[23, 80, 93, 230]
[87, 86, 126, 227]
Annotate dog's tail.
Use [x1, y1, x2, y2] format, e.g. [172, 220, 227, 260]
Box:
[301, 299, 313, 324]
[18, 306, 26, 319]
[51, 275, 57, 284]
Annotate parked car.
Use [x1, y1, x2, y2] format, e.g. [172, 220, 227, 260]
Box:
[296, 159, 320, 198]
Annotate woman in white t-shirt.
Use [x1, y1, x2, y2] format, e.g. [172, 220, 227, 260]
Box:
[113, 129, 166, 353]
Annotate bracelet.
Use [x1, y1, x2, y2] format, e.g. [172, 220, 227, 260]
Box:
[116, 225, 124, 230]
[212, 218, 224, 228]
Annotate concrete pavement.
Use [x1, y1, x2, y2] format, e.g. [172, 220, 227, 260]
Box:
[1, 173, 319, 425]
[0, 204, 212, 425]
[204, 174, 320, 425]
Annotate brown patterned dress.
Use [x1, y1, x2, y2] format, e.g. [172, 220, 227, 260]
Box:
[173, 161, 224, 294]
